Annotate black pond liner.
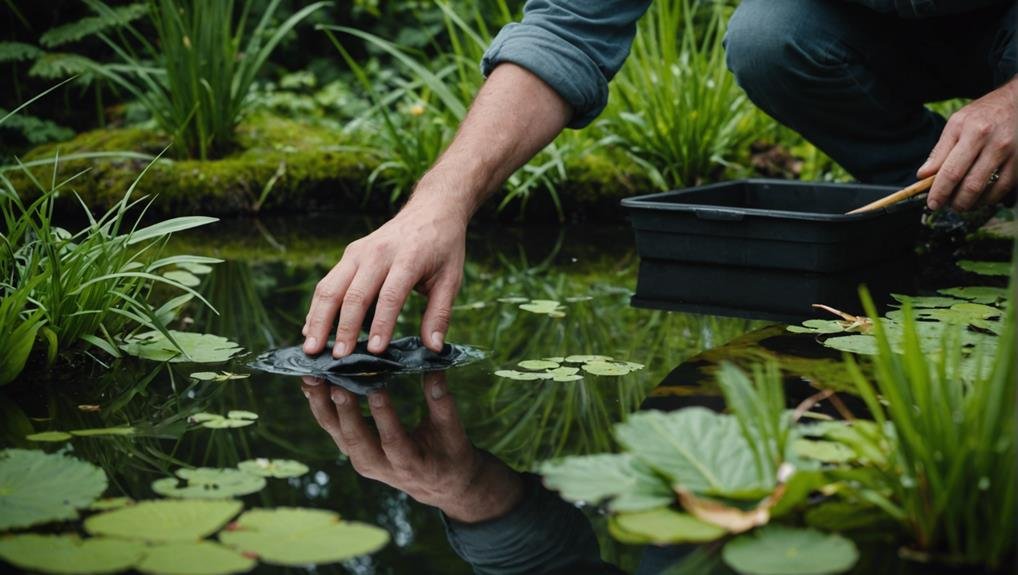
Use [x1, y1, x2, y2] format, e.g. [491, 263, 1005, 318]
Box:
[621, 179, 926, 272]
[249, 336, 484, 394]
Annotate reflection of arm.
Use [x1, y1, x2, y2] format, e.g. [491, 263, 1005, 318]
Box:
[443, 472, 620, 575]
[482, 0, 652, 129]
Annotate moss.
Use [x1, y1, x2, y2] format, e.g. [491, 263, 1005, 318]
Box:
[10, 112, 659, 220]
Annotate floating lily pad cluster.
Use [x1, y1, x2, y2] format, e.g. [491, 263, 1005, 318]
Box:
[25, 427, 136, 443]
[120, 331, 243, 363]
[787, 281, 1007, 381]
[0, 449, 389, 575]
[189, 410, 258, 429]
[495, 355, 645, 382]
[151, 459, 308, 500]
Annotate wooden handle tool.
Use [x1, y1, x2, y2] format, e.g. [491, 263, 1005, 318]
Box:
[846, 175, 935, 215]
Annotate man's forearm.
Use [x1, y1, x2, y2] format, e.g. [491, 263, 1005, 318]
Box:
[404, 63, 572, 223]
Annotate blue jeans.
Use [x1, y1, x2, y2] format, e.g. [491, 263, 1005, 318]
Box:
[725, 0, 1016, 186]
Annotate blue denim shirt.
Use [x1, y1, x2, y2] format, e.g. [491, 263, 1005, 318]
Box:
[480, 0, 1009, 128]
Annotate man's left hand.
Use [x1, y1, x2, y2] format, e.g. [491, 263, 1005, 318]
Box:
[920, 76, 1017, 211]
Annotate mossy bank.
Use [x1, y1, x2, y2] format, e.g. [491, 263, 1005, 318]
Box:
[9, 113, 655, 221]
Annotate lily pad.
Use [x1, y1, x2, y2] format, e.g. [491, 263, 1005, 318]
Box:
[539, 453, 673, 512]
[85, 499, 243, 542]
[822, 335, 879, 355]
[152, 468, 266, 499]
[890, 294, 963, 308]
[722, 525, 858, 575]
[493, 370, 550, 381]
[237, 458, 309, 478]
[519, 299, 566, 317]
[25, 431, 72, 442]
[0, 448, 107, 530]
[190, 372, 250, 382]
[120, 331, 243, 363]
[786, 319, 853, 335]
[957, 260, 1011, 277]
[564, 355, 613, 363]
[219, 507, 389, 566]
[551, 374, 583, 382]
[610, 508, 726, 545]
[614, 408, 774, 500]
[937, 286, 1009, 305]
[136, 541, 255, 575]
[518, 359, 561, 371]
[89, 497, 133, 511]
[0, 534, 144, 574]
[582, 360, 642, 377]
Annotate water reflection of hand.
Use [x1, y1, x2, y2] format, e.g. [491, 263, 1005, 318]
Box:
[302, 372, 523, 523]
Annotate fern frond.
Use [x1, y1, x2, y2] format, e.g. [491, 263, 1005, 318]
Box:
[0, 42, 41, 63]
[0, 109, 74, 145]
[39, 3, 148, 48]
[28, 53, 99, 80]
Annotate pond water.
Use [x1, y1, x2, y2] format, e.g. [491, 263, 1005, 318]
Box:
[1, 213, 1011, 574]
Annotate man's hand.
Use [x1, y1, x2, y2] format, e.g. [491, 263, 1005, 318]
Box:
[303, 200, 467, 357]
[301, 372, 524, 523]
[920, 77, 1017, 211]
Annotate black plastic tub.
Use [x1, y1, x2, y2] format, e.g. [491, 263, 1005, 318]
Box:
[621, 179, 925, 272]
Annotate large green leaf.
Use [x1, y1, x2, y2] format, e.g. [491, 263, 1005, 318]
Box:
[721, 525, 858, 575]
[614, 408, 774, 500]
[0, 448, 107, 530]
[609, 507, 726, 545]
[152, 468, 266, 499]
[0, 534, 143, 574]
[136, 541, 255, 575]
[219, 508, 389, 566]
[85, 499, 243, 542]
[120, 331, 242, 363]
[539, 453, 673, 512]
[956, 260, 1011, 277]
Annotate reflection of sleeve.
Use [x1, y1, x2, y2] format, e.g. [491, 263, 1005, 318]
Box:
[480, 0, 651, 129]
[443, 473, 620, 575]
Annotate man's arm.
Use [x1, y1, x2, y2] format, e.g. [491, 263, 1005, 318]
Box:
[302, 63, 571, 357]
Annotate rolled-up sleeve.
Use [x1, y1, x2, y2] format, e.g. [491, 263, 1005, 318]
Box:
[481, 0, 651, 128]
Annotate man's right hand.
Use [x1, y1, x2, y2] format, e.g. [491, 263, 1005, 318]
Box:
[302, 200, 467, 357]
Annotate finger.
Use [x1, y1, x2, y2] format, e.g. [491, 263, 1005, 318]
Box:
[954, 146, 1006, 211]
[986, 158, 1017, 205]
[367, 391, 418, 468]
[919, 120, 960, 180]
[420, 273, 460, 352]
[367, 266, 418, 354]
[331, 387, 387, 477]
[302, 379, 345, 446]
[422, 372, 469, 452]
[928, 131, 983, 211]
[304, 259, 357, 355]
[333, 265, 387, 358]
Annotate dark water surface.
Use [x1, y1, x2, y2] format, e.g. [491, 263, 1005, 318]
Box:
[1, 214, 1008, 574]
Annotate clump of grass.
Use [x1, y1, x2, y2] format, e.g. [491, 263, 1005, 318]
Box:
[603, 0, 763, 189]
[81, 0, 327, 159]
[845, 278, 1016, 567]
[0, 86, 221, 384]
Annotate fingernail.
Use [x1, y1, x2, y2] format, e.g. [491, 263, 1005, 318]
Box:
[333, 341, 347, 357]
[918, 159, 930, 173]
[331, 389, 347, 405]
[431, 331, 444, 349]
[303, 337, 317, 352]
[369, 335, 381, 351]
[430, 381, 446, 400]
[302, 389, 310, 398]
[928, 199, 940, 210]
[369, 393, 384, 407]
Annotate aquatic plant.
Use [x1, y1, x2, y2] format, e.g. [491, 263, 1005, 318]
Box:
[0, 448, 108, 530]
[837, 279, 1016, 568]
[603, 0, 764, 189]
[73, 0, 328, 159]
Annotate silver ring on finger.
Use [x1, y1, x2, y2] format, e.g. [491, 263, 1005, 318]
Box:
[987, 169, 1001, 186]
